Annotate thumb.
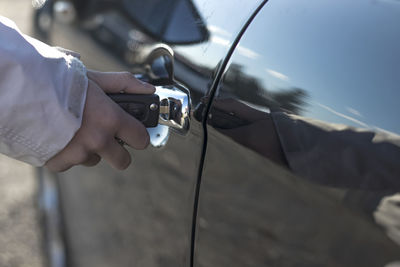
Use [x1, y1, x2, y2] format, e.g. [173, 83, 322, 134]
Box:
[87, 70, 156, 94]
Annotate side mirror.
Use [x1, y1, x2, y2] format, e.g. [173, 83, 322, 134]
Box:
[121, 0, 209, 45]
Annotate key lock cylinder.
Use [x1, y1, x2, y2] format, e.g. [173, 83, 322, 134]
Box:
[108, 53, 191, 147]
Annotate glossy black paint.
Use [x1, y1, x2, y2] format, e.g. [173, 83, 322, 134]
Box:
[34, 0, 264, 266]
[34, 0, 400, 265]
[197, 0, 400, 266]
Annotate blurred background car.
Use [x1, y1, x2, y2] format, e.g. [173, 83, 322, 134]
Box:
[32, 0, 400, 267]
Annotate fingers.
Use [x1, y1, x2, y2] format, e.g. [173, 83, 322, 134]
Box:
[46, 138, 131, 172]
[87, 70, 156, 94]
[46, 72, 153, 172]
[46, 158, 73, 173]
[45, 145, 89, 172]
[45, 141, 128, 172]
[86, 73, 151, 149]
[115, 111, 150, 150]
[82, 154, 101, 167]
[97, 138, 132, 170]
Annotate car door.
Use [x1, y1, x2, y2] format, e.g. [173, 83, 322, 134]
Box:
[35, 0, 265, 266]
[195, 0, 400, 266]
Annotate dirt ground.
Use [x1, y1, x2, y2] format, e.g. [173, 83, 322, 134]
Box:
[0, 1, 45, 267]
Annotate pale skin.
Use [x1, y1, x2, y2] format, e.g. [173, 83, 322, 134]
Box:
[45, 70, 156, 172]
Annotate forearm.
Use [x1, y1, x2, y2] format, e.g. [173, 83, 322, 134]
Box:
[0, 16, 88, 166]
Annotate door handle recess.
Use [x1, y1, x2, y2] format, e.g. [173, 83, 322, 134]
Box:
[108, 84, 191, 147]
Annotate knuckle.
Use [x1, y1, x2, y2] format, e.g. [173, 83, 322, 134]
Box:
[102, 109, 120, 126]
[96, 140, 109, 152]
[121, 71, 133, 82]
[88, 134, 109, 152]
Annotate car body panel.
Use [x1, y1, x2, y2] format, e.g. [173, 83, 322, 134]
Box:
[35, 0, 264, 266]
[196, 0, 400, 266]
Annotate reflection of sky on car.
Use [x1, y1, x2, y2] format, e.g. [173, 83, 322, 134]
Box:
[173, 0, 263, 68]
[223, 0, 400, 135]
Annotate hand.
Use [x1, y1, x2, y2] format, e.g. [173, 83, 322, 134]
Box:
[45, 71, 156, 172]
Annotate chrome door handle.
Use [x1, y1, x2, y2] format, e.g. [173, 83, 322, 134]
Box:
[108, 47, 188, 147]
[147, 84, 191, 147]
[157, 85, 190, 133]
[109, 84, 191, 148]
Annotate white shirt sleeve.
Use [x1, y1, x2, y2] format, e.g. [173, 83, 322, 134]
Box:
[0, 16, 88, 166]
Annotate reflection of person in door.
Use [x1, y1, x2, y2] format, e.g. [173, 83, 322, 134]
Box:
[211, 97, 400, 246]
[210, 98, 400, 191]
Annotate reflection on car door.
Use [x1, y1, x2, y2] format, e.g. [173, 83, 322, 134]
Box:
[195, 0, 400, 266]
[37, 0, 265, 266]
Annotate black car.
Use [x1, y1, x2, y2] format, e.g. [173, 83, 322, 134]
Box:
[34, 0, 400, 266]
